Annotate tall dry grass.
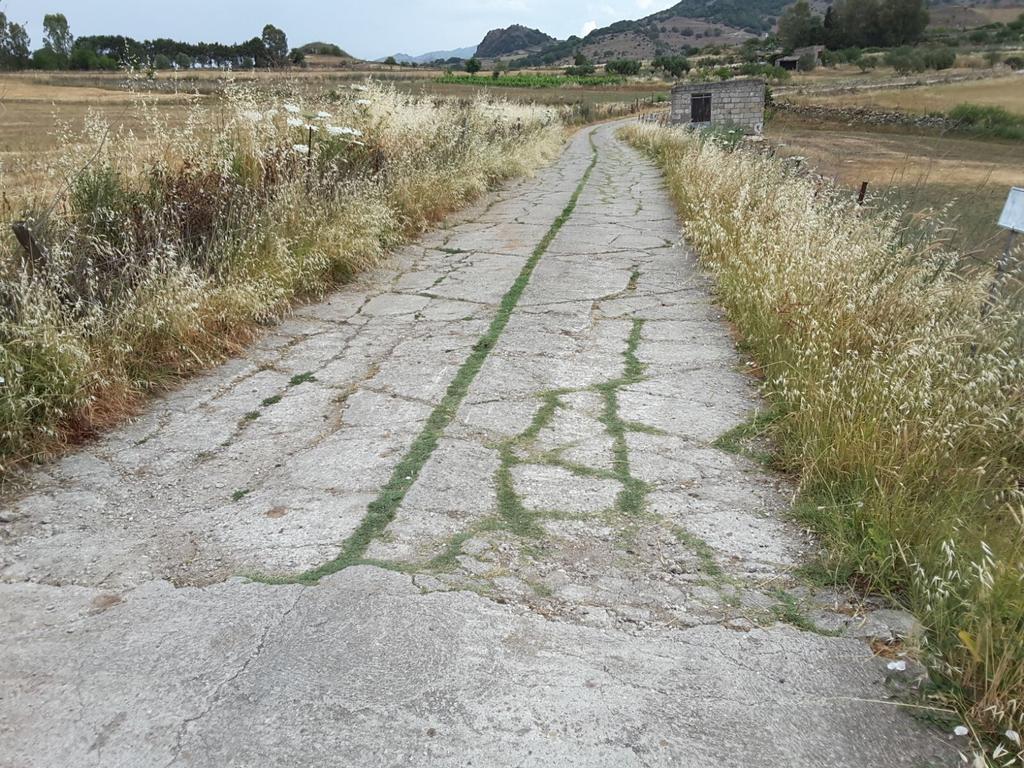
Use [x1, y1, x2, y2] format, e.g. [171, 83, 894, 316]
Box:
[622, 123, 1023, 757]
[0, 83, 565, 472]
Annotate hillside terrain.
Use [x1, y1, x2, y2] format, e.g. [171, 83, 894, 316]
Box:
[483, 0, 1023, 65]
[476, 25, 555, 58]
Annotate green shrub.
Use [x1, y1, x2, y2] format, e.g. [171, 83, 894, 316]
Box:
[606, 59, 641, 76]
[920, 45, 956, 70]
[652, 55, 691, 78]
[885, 46, 926, 74]
[948, 103, 1024, 140]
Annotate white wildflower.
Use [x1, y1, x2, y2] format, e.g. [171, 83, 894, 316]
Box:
[241, 110, 262, 122]
[326, 126, 363, 138]
[283, 103, 301, 114]
[292, 144, 309, 155]
[350, 84, 368, 92]
[355, 99, 371, 106]
[287, 117, 303, 127]
[315, 111, 331, 120]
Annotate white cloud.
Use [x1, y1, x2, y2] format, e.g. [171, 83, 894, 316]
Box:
[581, 19, 598, 36]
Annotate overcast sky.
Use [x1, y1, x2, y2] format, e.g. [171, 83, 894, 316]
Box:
[1, 0, 678, 60]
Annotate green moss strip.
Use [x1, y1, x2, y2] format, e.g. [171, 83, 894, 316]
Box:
[288, 132, 600, 584]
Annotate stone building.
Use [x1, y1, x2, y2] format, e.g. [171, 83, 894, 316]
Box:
[669, 79, 766, 134]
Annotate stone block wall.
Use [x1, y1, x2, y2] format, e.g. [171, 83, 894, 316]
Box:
[670, 79, 766, 134]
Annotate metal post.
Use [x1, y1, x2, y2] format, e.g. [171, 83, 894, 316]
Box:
[857, 182, 869, 205]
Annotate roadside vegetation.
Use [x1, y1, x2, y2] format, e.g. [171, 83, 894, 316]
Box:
[0, 84, 564, 473]
[622, 123, 1023, 760]
[948, 103, 1024, 141]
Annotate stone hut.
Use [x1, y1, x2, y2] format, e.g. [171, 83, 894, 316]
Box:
[669, 79, 765, 134]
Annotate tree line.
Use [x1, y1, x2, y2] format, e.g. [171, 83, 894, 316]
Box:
[0, 12, 299, 71]
[778, 0, 929, 50]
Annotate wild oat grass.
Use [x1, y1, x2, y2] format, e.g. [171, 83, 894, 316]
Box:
[622, 124, 1024, 757]
[0, 83, 565, 472]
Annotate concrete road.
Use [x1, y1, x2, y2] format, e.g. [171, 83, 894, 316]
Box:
[0, 124, 957, 767]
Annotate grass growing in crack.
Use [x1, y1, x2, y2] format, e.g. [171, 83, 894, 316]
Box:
[273, 130, 601, 585]
[670, 524, 723, 577]
[713, 408, 781, 466]
[769, 589, 842, 637]
[261, 394, 283, 407]
[495, 446, 547, 538]
[231, 488, 252, 502]
[240, 411, 261, 425]
[288, 371, 317, 387]
[596, 317, 649, 516]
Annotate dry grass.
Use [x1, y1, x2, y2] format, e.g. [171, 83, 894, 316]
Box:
[765, 114, 1024, 259]
[0, 83, 566, 473]
[789, 75, 1024, 116]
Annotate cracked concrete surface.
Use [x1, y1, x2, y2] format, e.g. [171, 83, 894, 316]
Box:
[1, 124, 956, 767]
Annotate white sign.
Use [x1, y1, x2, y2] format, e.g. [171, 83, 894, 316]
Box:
[998, 187, 1024, 233]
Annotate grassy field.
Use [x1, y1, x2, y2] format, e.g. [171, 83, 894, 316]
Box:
[765, 113, 1024, 259]
[0, 69, 658, 204]
[788, 75, 1024, 117]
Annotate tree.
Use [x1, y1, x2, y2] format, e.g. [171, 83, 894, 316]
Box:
[877, 0, 928, 47]
[0, 13, 31, 70]
[606, 59, 641, 76]
[384, 55, 397, 66]
[653, 55, 690, 78]
[465, 57, 481, 74]
[42, 13, 73, 60]
[153, 53, 172, 70]
[260, 24, 288, 67]
[778, 0, 822, 49]
[174, 52, 192, 69]
[829, 0, 928, 48]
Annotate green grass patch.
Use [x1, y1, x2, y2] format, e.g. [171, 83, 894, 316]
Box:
[288, 371, 317, 387]
[948, 103, 1024, 141]
[712, 408, 782, 466]
[670, 524, 722, 577]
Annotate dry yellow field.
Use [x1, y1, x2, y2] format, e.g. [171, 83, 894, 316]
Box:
[791, 75, 1024, 116]
[767, 114, 1024, 257]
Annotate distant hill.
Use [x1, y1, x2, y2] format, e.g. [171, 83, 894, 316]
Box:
[296, 42, 352, 58]
[381, 46, 477, 65]
[504, 1, 789, 65]
[476, 25, 555, 58]
[927, 0, 1024, 28]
